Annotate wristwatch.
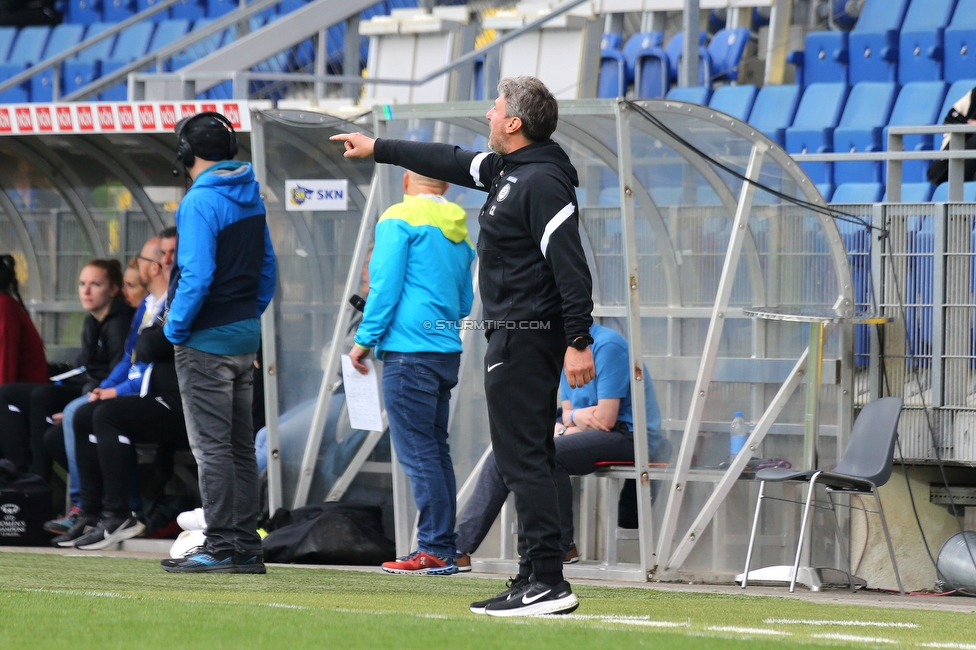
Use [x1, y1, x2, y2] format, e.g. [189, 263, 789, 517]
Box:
[569, 335, 593, 351]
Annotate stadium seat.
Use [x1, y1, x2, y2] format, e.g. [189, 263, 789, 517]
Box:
[98, 21, 156, 100]
[883, 182, 936, 202]
[664, 30, 707, 86]
[30, 24, 87, 102]
[63, 22, 116, 97]
[0, 26, 51, 102]
[0, 27, 14, 61]
[665, 85, 711, 105]
[709, 84, 758, 121]
[66, 0, 103, 25]
[137, 0, 173, 19]
[898, 0, 956, 83]
[789, 30, 848, 86]
[882, 81, 948, 183]
[784, 82, 850, 184]
[816, 183, 835, 202]
[206, 0, 237, 17]
[169, 19, 221, 70]
[610, 31, 663, 98]
[597, 32, 625, 98]
[932, 181, 976, 201]
[832, 81, 898, 183]
[848, 0, 910, 84]
[748, 84, 801, 147]
[171, 0, 205, 21]
[633, 35, 669, 99]
[103, 0, 135, 22]
[701, 28, 750, 83]
[830, 182, 884, 203]
[945, 0, 976, 82]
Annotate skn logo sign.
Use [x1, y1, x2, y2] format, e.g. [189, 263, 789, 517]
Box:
[15, 108, 32, 132]
[77, 106, 94, 130]
[56, 107, 72, 130]
[221, 104, 242, 128]
[0, 109, 10, 133]
[160, 105, 177, 129]
[118, 105, 135, 130]
[98, 105, 115, 130]
[285, 179, 349, 212]
[139, 105, 156, 129]
[36, 107, 53, 132]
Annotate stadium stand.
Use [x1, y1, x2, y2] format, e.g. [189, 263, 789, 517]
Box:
[897, 0, 956, 84]
[707, 84, 757, 122]
[784, 82, 850, 184]
[29, 23, 86, 102]
[831, 81, 898, 184]
[944, 0, 976, 82]
[847, 0, 910, 84]
[0, 25, 50, 101]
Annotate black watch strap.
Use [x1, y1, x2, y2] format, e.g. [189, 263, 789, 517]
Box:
[569, 335, 592, 351]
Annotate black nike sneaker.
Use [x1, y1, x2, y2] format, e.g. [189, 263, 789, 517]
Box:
[469, 575, 530, 614]
[484, 579, 579, 617]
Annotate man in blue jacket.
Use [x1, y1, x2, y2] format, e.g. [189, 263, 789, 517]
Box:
[161, 112, 276, 574]
[349, 170, 475, 575]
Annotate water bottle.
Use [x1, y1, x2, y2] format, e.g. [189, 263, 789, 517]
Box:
[730, 412, 747, 459]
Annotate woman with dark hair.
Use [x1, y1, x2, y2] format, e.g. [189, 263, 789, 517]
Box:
[0, 258, 133, 479]
[0, 254, 47, 386]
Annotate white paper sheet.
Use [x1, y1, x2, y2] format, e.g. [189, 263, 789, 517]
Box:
[340, 355, 384, 432]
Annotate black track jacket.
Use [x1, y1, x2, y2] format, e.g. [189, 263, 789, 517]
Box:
[374, 138, 593, 344]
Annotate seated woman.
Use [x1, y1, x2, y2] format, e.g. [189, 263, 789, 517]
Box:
[0, 254, 47, 387]
[454, 322, 665, 571]
[0, 258, 132, 478]
[56, 307, 189, 549]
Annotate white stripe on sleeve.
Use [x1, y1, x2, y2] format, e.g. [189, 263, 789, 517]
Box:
[469, 152, 490, 188]
[540, 203, 576, 258]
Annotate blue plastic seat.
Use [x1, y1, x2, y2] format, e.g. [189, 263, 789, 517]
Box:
[701, 28, 750, 83]
[748, 84, 801, 147]
[0, 27, 15, 61]
[206, 0, 237, 17]
[633, 34, 669, 99]
[784, 82, 850, 184]
[848, 0, 911, 83]
[665, 85, 711, 105]
[605, 31, 662, 98]
[816, 183, 835, 201]
[830, 182, 884, 203]
[99, 21, 156, 100]
[883, 182, 936, 202]
[945, 0, 976, 82]
[664, 30, 707, 86]
[832, 81, 899, 183]
[30, 24, 87, 102]
[171, 0, 205, 20]
[790, 30, 849, 85]
[0, 26, 51, 102]
[103, 0, 135, 22]
[137, 0, 172, 19]
[881, 81, 948, 183]
[932, 181, 976, 201]
[898, 0, 957, 83]
[169, 19, 221, 70]
[66, 0, 102, 25]
[63, 22, 116, 97]
[708, 84, 758, 121]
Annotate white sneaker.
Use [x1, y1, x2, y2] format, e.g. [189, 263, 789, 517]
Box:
[176, 508, 207, 531]
[169, 529, 207, 559]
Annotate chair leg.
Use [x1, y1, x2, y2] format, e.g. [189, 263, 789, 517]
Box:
[826, 491, 856, 593]
[873, 486, 906, 595]
[605, 477, 620, 566]
[791, 476, 820, 593]
[741, 480, 765, 589]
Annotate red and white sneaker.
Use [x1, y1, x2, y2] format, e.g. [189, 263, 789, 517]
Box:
[381, 551, 458, 575]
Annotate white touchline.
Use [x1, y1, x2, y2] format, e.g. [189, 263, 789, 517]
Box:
[706, 626, 790, 636]
[560, 615, 689, 627]
[765, 618, 920, 629]
[812, 633, 899, 644]
[919, 644, 976, 650]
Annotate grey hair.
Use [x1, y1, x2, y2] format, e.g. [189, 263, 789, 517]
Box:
[497, 76, 559, 142]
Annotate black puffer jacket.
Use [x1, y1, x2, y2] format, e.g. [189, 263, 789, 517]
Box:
[374, 138, 593, 344]
[78, 298, 134, 392]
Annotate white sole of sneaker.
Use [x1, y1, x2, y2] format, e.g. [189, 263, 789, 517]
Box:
[456, 565, 472, 573]
[381, 566, 458, 576]
[78, 520, 146, 551]
[484, 593, 579, 617]
[469, 605, 487, 615]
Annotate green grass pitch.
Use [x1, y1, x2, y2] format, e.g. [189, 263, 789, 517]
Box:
[2, 552, 976, 649]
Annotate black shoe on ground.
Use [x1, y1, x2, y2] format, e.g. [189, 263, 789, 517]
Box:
[484, 579, 579, 617]
[235, 551, 267, 574]
[76, 513, 146, 551]
[469, 575, 530, 614]
[51, 512, 99, 548]
[161, 547, 237, 573]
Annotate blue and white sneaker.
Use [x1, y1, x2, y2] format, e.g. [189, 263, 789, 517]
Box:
[161, 548, 236, 573]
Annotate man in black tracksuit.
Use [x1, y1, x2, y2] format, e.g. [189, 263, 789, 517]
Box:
[928, 85, 976, 185]
[333, 76, 595, 616]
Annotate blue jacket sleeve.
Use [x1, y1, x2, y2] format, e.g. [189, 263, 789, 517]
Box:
[164, 194, 218, 344]
[113, 361, 150, 397]
[354, 218, 409, 349]
[101, 300, 145, 388]
[100, 358, 131, 389]
[458, 248, 474, 319]
[256, 223, 276, 315]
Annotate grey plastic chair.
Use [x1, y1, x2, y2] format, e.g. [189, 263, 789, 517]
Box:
[741, 397, 905, 594]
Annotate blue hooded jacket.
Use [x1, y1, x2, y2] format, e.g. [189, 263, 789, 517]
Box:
[165, 161, 276, 355]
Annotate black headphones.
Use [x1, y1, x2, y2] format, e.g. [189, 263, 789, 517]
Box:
[172, 111, 239, 176]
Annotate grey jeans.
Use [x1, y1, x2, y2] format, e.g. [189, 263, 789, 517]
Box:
[175, 346, 260, 555]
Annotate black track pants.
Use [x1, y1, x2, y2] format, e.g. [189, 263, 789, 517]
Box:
[484, 324, 565, 578]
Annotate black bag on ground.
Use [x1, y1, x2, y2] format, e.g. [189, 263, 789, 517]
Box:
[0, 459, 52, 546]
[262, 502, 395, 565]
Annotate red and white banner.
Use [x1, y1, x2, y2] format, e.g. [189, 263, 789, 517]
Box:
[0, 101, 252, 135]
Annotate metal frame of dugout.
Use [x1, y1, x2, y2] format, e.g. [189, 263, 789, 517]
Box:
[0, 98, 858, 584]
